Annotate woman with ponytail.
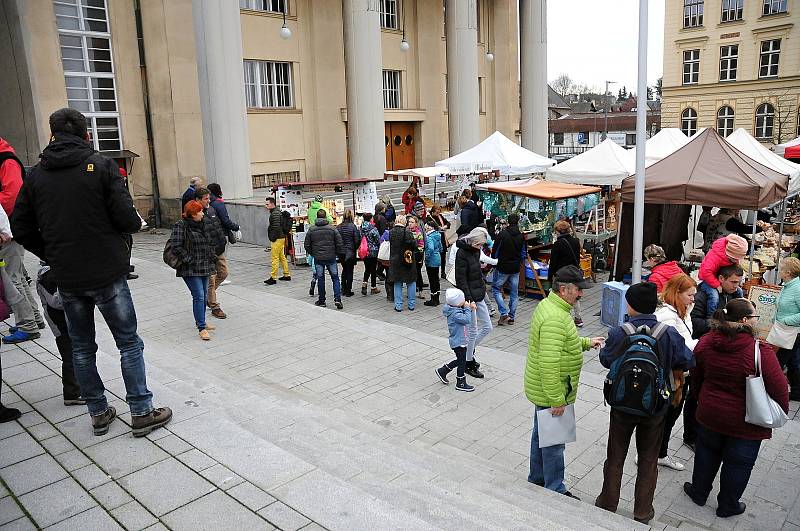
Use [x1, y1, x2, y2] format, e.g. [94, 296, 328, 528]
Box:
[683, 298, 788, 518]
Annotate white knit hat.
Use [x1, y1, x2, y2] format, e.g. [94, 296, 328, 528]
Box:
[445, 288, 465, 306]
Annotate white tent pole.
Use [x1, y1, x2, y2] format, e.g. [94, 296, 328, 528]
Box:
[631, 0, 648, 283]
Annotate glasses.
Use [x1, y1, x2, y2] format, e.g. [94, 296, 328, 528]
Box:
[747, 314, 760, 319]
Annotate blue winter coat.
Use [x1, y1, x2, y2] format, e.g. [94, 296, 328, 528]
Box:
[209, 194, 240, 232]
[443, 304, 472, 349]
[424, 230, 443, 268]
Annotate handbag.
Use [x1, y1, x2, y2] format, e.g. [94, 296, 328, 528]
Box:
[377, 240, 390, 261]
[227, 230, 237, 245]
[745, 340, 789, 429]
[357, 235, 369, 260]
[766, 321, 800, 350]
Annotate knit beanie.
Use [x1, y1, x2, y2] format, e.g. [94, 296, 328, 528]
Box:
[625, 282, 658, 314]
[644, 244, 666, 262]
[445, 288, 465, 306]
[467, 227, 488, 246]
[725, 234, 748, 261]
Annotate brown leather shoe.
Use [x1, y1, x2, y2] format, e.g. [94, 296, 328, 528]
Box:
[131, 407, 173, 438]
[199, 329, 211, 340]
[211, 308, 227, 319]
[92, 406, 116, 436]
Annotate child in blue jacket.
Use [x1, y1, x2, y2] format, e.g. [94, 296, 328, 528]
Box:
[424, 222, 443, 306]
[435, 288, 476, 392]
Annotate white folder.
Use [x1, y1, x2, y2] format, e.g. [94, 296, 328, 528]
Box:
[537, 404, 577, 448]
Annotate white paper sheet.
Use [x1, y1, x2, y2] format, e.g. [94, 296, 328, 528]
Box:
[537, 404, 577, 448]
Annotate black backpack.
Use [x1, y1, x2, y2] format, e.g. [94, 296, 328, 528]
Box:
[281, 210, 293, 234]
[603, 322, 672, 417]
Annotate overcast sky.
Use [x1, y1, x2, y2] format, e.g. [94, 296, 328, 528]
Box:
[546, 0, 665, 94]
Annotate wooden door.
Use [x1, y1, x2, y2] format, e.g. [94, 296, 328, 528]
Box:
[390, 122, 415, 170]
[385, 123, 392, 171]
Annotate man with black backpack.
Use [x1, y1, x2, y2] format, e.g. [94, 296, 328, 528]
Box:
[264, 197, 291, 285]
[595, 282, 694, 524]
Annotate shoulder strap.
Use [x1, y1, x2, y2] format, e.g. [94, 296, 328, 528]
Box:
[651, 322, 669, 340]
[621, 322, 637, 336]
[754, 340, 761, 377]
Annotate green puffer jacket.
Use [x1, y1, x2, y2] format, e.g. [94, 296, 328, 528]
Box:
[525, 292, 590, 407]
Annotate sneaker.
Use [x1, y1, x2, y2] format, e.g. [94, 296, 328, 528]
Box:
[279, 276, 292, 281]
[371, 287, 381, 294]
[435, 366, 450, 384]
[361, 282, 368, 296]
[199, 329, 211, 340]
[394, 308, 402, 312]
[315, 300, 327, 307]
[131, 407, 173, 438]
[92, 406, 116, 436]
[0, 405, 22, 423]
[497, 315, 510, 326]
[264, 278, 277, 285]
[489, 307, 497, 317]
[2, 330, 40, 344]
[63, 398, 86, 406]
[220, 279, 232, 285]
[455, 377, 474, 392]
[658, 456, 685, 471]
[574, 318, 584, 328]
[335, 300, 343, 310]
[465, 361, 484, 379]
[563, 491, 581, 501]
[211, 308, 227, 319]
[507, 318, 515, 325]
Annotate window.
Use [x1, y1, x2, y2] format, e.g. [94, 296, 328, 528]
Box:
[243, 60, 293, 108]
[759, 39, 781, 78]
[681, 108, 698, 136]
[719, 45, 738, 81]
[382, 70, 401, 109]
[54, 0, 121, 152]
[626, 133, 636, 146]
[553, 133, 564, 145]
[252, 171, 299, 189]
[763, 0, 787, 15]
[721, 0, 743, 21]
[684, 0, 704, 27]
[755, 103, 775, 139]
[380, 0, 398, 30]
[478, 77, 484, 113]
[239, 0, 286, 13]
[683, 49, 700, 85]
[717, 106, 735, 137]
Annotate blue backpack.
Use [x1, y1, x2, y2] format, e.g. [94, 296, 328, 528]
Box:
[603, 322, 671, 417]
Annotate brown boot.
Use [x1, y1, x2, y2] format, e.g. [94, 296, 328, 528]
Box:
[211, 308, 227, 319]
[92, 406, 116, 436]
[371, 287, 381, 294]
[132, 407, 173, 438]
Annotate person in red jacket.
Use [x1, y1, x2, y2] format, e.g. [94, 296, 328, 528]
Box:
[683, 298, 789, 518]
[644, 244, 684, 293]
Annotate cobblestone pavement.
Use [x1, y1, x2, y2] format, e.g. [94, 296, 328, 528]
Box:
[0, 232, 798, 530]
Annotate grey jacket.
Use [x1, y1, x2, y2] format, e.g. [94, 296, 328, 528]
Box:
[304, 219, 343, 262]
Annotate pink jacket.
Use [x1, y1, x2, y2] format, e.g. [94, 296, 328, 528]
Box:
[698, 237, 736, 289]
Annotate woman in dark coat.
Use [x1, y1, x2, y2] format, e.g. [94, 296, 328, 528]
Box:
[388, 216, 417, 311]
[336, 209, 361, 297]
[548, 219, 584, 326]
[454, 227, 493, 378]
[171, 200, 217, 340]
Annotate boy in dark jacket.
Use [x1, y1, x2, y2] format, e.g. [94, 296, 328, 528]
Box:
[304, 209, 343, 309]
[492, 213, 525, 326]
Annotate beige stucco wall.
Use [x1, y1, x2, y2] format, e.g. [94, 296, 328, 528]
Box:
[662, 0, 800, 143]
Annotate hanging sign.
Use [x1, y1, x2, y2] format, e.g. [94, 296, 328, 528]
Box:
[353, 182, 379, 213]
[748, 284, 782, 341]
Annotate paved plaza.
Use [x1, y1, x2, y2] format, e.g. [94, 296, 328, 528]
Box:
[1, 232, 799, 530]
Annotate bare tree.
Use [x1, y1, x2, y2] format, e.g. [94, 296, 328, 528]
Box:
[758, 88, 797, 144]
[551, 73, 574, 98]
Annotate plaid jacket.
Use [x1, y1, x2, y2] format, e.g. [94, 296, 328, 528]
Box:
[171, 219, 217, 277]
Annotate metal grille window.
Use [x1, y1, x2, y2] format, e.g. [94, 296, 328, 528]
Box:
[759, 39, 781, 78]
[681, 108, 698, 137]
[721, 0, 743, 22]
[239, 0, 286, 13]
[755, 103, 775, 139]
[553, 133, 564, 145]
[380, 0, 398, 30]
[383, 70, 401, 109]
[54, 0, 121, 152]
[683, 49, 700, 85]
[252, 171, 299, 189]
[719, 45, 738, 81]
[717, 106, 735, 137]
[684, 0, 704, 27]
[243, 60, 293, 108]
[763, 0, 787, 15]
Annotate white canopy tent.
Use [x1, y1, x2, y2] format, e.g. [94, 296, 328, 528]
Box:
[620, 128, 690, 172]
[545, 138, 631, 186]
[726, 128, 800, 198]
[435, 131, 556, 175]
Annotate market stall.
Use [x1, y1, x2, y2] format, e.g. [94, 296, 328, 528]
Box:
[384, 166, 453, 206]
[436, 131, 556, 177]
[775, 136, 800, 161]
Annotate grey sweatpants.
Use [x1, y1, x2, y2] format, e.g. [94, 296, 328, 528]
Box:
[0, 241, 42, 332]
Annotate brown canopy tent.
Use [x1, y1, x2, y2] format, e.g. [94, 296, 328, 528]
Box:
[476, 178, 601, 199]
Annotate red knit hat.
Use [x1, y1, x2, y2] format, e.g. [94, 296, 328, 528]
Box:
[725, 234, 748, 261]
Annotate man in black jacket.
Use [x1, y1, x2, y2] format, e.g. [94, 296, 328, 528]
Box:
[265, 197, 291, 285]
[12, 108, 171, 438]
[304, 209, 343, 309]
[195, 187, 228, 318]
[492, 213, 525, 326]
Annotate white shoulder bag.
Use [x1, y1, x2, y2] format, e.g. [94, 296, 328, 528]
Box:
[766, 321, 800, 350]
[745, 340, 788, 429]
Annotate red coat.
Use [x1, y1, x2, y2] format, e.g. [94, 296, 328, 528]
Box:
[693, 329, 789, 440]
[0, 138, 23, 217]
[698, 237, 737, 289]
[648, 261, 683, 292]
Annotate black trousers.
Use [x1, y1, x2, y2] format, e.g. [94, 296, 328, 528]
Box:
[426, 267, 440, 295]
[682, 375, 698, 444]
[362, 257, 378, 287]
[659, 388, 687, 458]
[415, 256, 425, 291]
[340, 257, 356, 294]
[446, 346, 467, 377]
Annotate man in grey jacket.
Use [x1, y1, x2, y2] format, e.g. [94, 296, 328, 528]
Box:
[304, 209, 343, 309]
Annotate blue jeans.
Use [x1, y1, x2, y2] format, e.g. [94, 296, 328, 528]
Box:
[315, 260, 341, 303]
[182, 276, 209, 330]
[393, 281, 416, 310]
[467, 299, 493, 361]
[691, 425, 761, 514]
[528, 405, 566, 493]
[61, 276, 153, 417]
[698, 282, 743, 314]
[492, 270, 519, 319]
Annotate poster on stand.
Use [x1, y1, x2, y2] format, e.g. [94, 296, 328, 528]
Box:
[277, 188, 304, 217]
[292, 231, 307, 261]
[353, 182, 379, 213]
[748, 284, 782, 340]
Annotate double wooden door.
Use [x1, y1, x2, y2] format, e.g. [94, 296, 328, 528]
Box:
[385, 122, 415, 171]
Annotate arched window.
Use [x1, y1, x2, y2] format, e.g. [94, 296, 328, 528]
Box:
[681, 108, 698, 136]
[717, 106, 735, 137]
[755, 103, 775, 140]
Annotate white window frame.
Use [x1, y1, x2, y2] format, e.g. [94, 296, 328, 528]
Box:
[717, 106, 735, 137]
[684, 0, 704, 27]
[755, 103, 775, 140]
[683, 49, 700, 85]
[763, 0, 787, 15]
[380, 0, 398, 30]
[243, 60, 294, 109]
[759, 39, 781, 78]
[239, 0, 286, 13]
[383, 70, 401, 109]
[719, 45, 738, 82]
[721, 0, 743, 22]
[681, 108, 698, 136]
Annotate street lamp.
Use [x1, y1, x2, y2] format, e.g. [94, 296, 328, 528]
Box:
[279, 8, 291, 39]
[400, 3, 409, 51]
[603, 80, 616, 141]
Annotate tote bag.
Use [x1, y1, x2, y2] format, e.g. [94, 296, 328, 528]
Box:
[766, 321, 800, 350]
[745, 341, 789, 429]
[377, 240, 390, 261]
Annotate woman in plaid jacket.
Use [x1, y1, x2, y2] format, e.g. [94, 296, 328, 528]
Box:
[171, 200, 217, 340]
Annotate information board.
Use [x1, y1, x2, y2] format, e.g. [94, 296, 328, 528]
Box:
[277, 188, 304, 217]
[748, 284, 782, 341]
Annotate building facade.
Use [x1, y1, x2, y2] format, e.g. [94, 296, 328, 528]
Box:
[0, 0, 524, 223]
[661, 0, 800, 143]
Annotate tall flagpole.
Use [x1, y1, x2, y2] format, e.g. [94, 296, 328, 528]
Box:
[631, 0, 648, 283]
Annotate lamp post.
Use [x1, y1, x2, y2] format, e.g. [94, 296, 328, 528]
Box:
[602, 80, 616, 141]
[631, 0, 648, 283]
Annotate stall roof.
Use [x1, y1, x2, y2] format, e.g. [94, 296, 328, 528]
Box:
[726, 128, 800, 197]
[775, 136, 800, 159]
[620, 128, 789, 208]
[475, 178, 601, 200]
[545, 139, 631, 186]
[436, 131, 556, 175]
[273, 176, 383, 188]
[384, 166, 449, 178]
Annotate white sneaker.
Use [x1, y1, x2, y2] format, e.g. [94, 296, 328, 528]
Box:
[657, 456, 685, 471]
[220, 279, 231, 285]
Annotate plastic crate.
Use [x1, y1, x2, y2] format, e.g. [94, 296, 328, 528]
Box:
[600, 281, 629, 328]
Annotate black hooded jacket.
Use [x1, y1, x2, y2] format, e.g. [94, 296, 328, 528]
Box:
[454, 239, 485, 302]
[11, 133, 141, 291]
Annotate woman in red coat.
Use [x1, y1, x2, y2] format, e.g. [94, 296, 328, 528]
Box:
[683, 298, 789, 518]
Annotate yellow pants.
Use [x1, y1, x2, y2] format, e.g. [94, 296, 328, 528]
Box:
[270, 237, 290, 279]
